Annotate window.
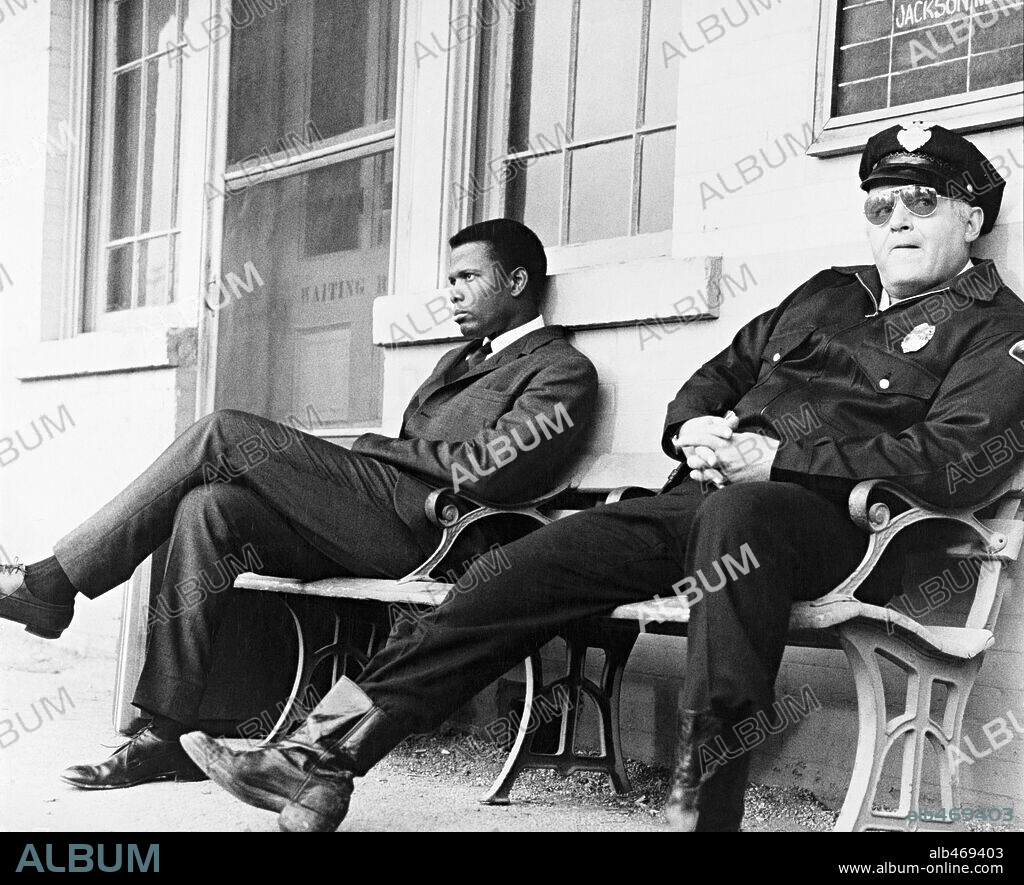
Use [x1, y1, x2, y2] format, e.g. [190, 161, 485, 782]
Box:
[84, 0, 212, 331]
[812, 0, 1023, 155]
[474, 0, 679, 251]
[212, 0, 400, 434]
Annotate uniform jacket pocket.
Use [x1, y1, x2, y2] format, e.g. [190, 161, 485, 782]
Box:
[849, 341, 942, 400]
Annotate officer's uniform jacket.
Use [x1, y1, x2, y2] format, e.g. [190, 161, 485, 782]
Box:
[663, 260, 1024, 508]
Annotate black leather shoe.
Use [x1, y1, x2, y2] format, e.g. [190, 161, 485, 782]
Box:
[0, 561, 74, 639]
[182, 677, 407, 832]
[61, 726, 207, 790]
[664, 708, 749, 832]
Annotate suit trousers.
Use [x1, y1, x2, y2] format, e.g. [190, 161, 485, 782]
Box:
[53, 410, 440, 724]
[357, 480, 877, 737]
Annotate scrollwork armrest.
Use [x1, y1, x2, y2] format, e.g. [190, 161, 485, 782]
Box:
[403, 482, 571, 584]
[814, 476, 1016, 609]
[422, 481, 574, 528]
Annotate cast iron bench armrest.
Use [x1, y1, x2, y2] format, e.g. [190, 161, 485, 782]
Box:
[400, 482, 574, 584]
[812, 476, 1024, 615]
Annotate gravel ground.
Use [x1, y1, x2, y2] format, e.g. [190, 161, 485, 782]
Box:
[2, 625, 1018, 833]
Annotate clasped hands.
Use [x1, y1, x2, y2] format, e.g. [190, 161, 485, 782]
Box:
[672, 412, 780, 488]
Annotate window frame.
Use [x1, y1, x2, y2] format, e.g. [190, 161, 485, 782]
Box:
[471, 0, 678, 271]
[810, 1, 1024, 157]
[84, 0, 206, 334]
[198, 0, 404, 439]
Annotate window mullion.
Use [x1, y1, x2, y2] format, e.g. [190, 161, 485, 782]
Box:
[222, 128, 397, 186]
[166, 0, 185, 306]
[561, 0, 582, 247]
[129, 0, 149, 311]
[92, 7, 117, 330]
[631, 0, 653, 237]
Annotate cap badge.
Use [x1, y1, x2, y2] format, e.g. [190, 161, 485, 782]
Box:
[901, 323, 936, 354]
[897, 121, 934, 152]
[1011, 340, 1024, 367]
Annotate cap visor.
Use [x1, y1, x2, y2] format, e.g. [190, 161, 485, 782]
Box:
[861, 165, 947, 192]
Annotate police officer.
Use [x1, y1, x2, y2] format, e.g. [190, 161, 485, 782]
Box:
[183, 123, 1024, 833]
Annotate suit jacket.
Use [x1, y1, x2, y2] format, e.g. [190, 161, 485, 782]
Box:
[352, 325, 599, 532]
[662, 261, 1024, 508]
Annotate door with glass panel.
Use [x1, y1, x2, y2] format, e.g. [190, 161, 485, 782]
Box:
[213, 0, 399, 432]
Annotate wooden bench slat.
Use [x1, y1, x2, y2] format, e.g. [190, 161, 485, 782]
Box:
[235, 573, 451, 605]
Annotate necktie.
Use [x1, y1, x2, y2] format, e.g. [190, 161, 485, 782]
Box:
[466, 341, 492, 369]
[450, 341, 491, 380]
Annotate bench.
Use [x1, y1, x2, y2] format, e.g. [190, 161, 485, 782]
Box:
[232, 453, 662, 737]
[234, 457, 1023, 833]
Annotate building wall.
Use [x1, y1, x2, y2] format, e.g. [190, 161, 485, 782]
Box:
[2, 0, 1020, 811]
[0, 2, 196, 666]
[376, 1, 1024, 809]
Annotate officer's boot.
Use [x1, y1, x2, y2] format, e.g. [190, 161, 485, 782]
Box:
[181, 677, 410, 833]
[663, 708, 750, 832]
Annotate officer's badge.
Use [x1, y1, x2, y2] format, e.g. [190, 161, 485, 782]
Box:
[1011, 340, 1024, 367]
[901, 323, 936, 354]
[897, 121, 934, 152]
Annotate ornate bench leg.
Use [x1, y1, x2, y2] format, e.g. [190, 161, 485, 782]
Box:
[599, 634, 637, 794]
[835, 621, 983, 832]
[260, 603, 378, 746]
[480, 652, 542, 805]
[258, 601, 308, 747]
[481, 630, 639, 803]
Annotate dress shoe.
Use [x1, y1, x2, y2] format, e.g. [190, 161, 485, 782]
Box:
[182, 677, 408, 832]
[664, 708, 749, 832]
[61, 725, 207, 790]
[0, 561, 74, 639]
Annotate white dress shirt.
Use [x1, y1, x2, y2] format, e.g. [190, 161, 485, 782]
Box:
[484, 315, 546, 358]
[879, 261, 973, 312]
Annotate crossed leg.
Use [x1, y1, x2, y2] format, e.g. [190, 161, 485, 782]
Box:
[187, 479, 874, 830]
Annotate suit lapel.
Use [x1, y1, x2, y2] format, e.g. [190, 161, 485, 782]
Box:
[406, 340, 480, 414]
[406, 326, 567, 417]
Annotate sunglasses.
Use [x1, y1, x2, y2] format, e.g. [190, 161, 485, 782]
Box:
[863, 185, 949, 225]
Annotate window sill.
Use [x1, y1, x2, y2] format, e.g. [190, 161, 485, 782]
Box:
[15, 328, 197, 381]
[373, 254, 722, 347]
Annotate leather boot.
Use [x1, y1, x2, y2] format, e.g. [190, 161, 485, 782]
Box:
[663, 708, 749, 832]
[181, 677, 408, 833]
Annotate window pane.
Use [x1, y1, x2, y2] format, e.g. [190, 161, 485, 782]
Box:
[509, 0, 574, 152]
[227, 0, 399, 165]
[116, 0, 144, 66]
[140, 58, 179, 233]
[568, 140, 633, 243]
[506, 153, 563, 248]
[639, 129, 675, 234]
[109, 68, 141, 240]
[304, 162, 365, 257]
[215, 155, 393, 428]
[573, 0, 643, 141]
[146, 0, 178, 56]
[137, 236, 170, 307]
[107, 244, 134, 312]
[645, 0, 681, 127]
[833, 0, 1023, 116]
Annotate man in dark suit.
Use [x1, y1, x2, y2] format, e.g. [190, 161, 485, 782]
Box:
[183, 125, 1023, 833]
[0, 219, 598, 790]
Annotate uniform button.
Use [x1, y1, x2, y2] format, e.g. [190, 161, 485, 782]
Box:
[879, 378, 891, 390]
[773, 353, 781, 362]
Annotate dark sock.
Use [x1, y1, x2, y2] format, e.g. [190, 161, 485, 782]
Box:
[24, 556, 76, 606]
[151, 715, 190, 741]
